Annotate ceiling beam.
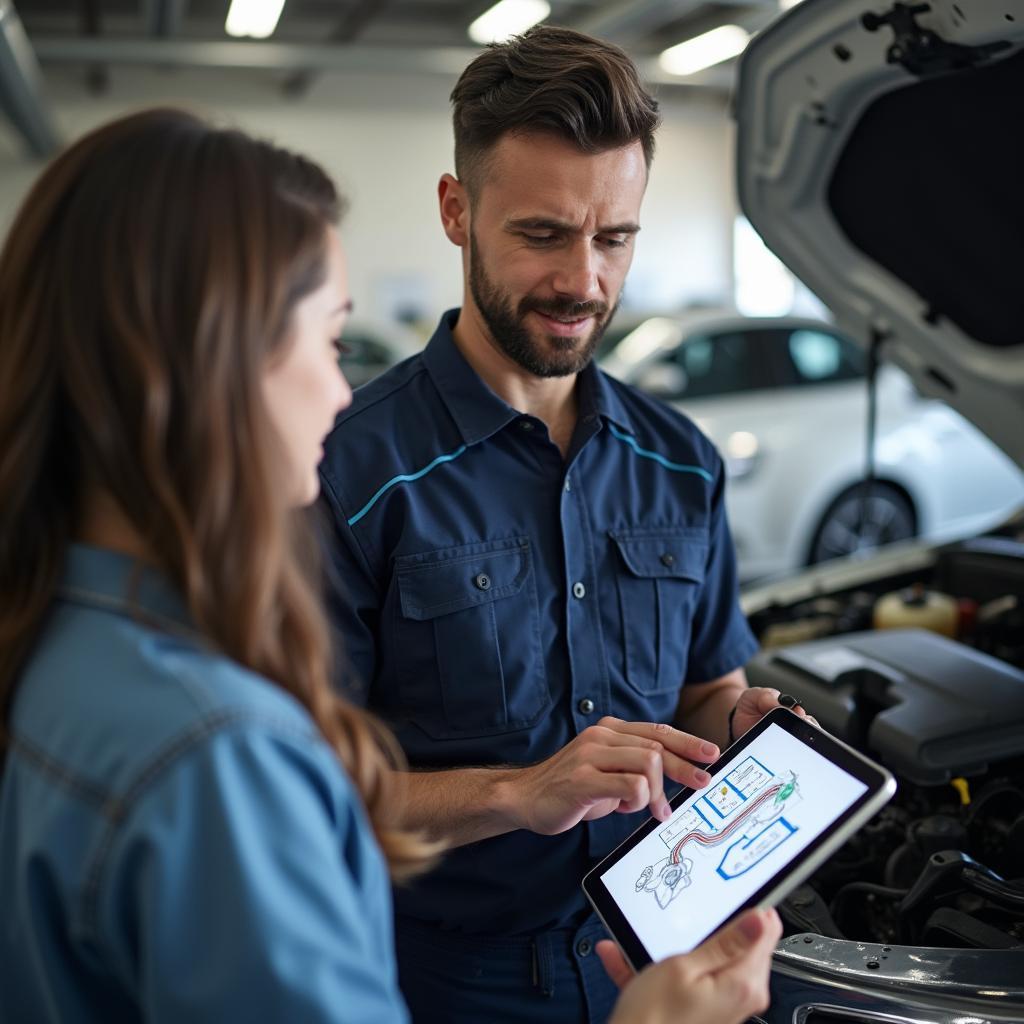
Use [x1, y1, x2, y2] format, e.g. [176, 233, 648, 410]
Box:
[283, 0, 392, 97]
[0, 0, 60, 157]
[142, 0, 187, 38]
[31, 37, 731, 90]
[575, 0, 700, 42]
[80, 0, 108, 94]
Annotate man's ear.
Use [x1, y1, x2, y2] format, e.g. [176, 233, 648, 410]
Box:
[438, 173, 470, 247]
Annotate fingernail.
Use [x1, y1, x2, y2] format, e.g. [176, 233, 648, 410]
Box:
[694, 770, 711, 787]
[660, 799, 672, 820]
[701, 741, 719, 758]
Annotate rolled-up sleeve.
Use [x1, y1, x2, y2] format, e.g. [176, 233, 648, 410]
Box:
[95, 724, 408, 1024]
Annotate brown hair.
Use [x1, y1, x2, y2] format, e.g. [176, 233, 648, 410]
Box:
[451, 24, 660, 194]
[0, 108, 435, 880]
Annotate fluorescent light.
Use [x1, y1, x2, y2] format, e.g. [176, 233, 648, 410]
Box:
[659, 25, 751, 77]
[468, 0, 550, 45]
[225, 0, 286, 38]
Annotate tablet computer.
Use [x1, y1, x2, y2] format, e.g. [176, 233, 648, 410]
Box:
[582, 707, 895, 969]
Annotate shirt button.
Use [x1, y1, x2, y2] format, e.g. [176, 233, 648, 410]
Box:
[572, 581, 586, 599]
[519, 419, 534, 431]
[564, 477, 572, 492]
[578, 698, 595, 715]
[576, 938, 592, 957]
[660, 552, 675, 567]
[474, 573, 491, 591]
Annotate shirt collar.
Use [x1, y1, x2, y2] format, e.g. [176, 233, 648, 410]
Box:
[423, 308, 634, 444]
[422, 309, 519, 447]
[576, 357, 635, 435]
[57, 543, 196, 637]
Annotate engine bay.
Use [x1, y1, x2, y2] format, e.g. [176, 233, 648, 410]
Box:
[744, 519, 1024, 951]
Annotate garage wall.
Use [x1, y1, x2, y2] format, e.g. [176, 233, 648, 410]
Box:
[0, 66, 737, 329]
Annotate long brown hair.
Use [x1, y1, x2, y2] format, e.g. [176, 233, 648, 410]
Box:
[0, 108, 435, 879]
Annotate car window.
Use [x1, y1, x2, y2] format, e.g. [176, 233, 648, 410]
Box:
[784, 329, 865, 386]
[666, 330, 775, 399]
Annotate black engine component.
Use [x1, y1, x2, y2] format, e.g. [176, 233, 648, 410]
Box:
[747, 628, 1024, 784]
[746, 627, 1024, 949]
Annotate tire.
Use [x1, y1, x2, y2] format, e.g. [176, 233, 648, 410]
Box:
[807, 482, 916, 566]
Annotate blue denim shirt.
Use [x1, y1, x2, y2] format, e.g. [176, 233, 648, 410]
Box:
[319, 310, 758, 936]
[0, 545, 408, 1023]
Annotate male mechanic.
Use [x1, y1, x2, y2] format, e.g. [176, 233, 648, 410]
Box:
[319, 25, 800, 1024]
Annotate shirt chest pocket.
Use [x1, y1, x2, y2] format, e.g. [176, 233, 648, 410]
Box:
[393, 538, 550, 739]
[610, 528, 708, 696]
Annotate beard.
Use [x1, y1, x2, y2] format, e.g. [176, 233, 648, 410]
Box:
[468, 233, 618, 379]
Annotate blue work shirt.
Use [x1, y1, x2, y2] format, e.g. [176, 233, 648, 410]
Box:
[0, 544, 408, 1023]
[319, 309, 758, 937]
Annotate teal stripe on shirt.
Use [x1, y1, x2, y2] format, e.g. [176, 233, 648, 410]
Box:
[607, 424, 713, 482]
[347, 445, 469, 526]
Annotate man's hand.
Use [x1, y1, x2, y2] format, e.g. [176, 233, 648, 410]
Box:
[728, 687, 818, 743]
[506, 717, 719, 835]
[599, 908, 783, 1024]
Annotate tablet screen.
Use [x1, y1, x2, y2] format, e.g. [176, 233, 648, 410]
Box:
[597, 720, 869, 961]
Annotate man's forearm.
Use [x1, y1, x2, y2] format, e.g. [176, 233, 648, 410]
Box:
[400, 767, 524, 848]
[674, 674, 747, 750]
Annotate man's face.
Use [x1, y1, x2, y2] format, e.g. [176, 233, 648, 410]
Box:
[464, 133, 646, 378]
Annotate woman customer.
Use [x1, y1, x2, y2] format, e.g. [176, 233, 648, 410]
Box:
[0, 108, 779, 1022]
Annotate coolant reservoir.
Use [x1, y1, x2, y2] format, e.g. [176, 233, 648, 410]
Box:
[873, 583, 959, 638]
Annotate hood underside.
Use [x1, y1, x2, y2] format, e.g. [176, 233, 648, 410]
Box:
[734, 0, 1024, 467]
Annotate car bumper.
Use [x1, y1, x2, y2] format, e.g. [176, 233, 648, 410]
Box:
[767, 935, 1024, 1023]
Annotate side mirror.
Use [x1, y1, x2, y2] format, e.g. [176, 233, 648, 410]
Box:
[637, 362, 689, 399]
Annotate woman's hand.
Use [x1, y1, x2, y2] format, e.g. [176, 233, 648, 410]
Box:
[600, 908, 783, 1024]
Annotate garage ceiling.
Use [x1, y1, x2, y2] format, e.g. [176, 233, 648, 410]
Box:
[2, 0, 788, 155]
[16, 0, 782, 53]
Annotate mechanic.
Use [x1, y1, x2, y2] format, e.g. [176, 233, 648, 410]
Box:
[318, 24, 804, 1024]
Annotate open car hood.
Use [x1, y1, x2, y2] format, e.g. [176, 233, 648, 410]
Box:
[734, 0, 1024, 468]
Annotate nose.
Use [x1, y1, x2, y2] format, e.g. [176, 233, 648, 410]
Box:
[332, 364, 353, 416]
[552, 239, 601, 303]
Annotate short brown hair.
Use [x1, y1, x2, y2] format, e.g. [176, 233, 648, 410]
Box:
[451, 24, 660, 194]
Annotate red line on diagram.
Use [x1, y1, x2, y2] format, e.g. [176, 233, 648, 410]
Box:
[670, 783, 785, 865]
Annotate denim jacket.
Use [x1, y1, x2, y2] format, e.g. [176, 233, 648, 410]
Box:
[0, 544, 408, 1023]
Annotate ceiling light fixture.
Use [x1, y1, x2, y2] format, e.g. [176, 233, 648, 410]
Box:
[659, 25, 751, 77]
[225, 0, 287, 39]
[468, 0, 551, 45]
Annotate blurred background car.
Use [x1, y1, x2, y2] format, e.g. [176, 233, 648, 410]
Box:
[600, 309, 1024, 581]
[337, 319, 424, 389]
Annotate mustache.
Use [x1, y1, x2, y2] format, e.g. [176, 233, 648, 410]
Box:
[520, 297, 609, 319]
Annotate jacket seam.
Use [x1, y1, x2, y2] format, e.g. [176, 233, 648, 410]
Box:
[8, 734, 115, 809]
[78, 708, 320, 944]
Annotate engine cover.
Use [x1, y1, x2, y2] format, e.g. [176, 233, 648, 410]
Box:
[746, 629, 1024, 785]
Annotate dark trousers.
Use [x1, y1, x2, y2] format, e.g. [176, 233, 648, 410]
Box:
[395, 915, 619, 1024]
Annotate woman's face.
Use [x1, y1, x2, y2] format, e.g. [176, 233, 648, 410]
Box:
[262, 225, 353, 506]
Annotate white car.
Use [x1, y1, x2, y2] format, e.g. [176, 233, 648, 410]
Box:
[600, 310, 1024, 580]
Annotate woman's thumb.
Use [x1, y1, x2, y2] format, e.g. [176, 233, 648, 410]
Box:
[683, 909, 772, 975]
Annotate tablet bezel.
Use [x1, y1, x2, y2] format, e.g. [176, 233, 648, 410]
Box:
[582, 707, 896, 970]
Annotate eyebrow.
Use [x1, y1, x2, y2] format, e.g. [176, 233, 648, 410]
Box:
[506, 217, 641, 235]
